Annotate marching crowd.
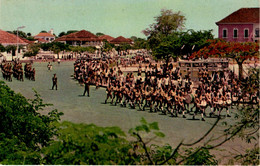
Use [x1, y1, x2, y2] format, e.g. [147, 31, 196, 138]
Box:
[74, 57, 257, 121]
[1, 62, 35, 82]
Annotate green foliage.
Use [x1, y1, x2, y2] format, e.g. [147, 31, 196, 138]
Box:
[183, 147, 218, 165]
[102, 40, 114, 52]
[40, 43, 53, 51]
[0, 44, 5, 52]
[8, 30, 27, 39]
[5, 45, 16, 57]
[42, 121, 134, 165]
[69, 45, 96, 54]
[66, 30, 78, 35]
[23, 44, 40, 57]
[0, 81, 63, 164]
[96, 32, 105, 37]
[115, 43, 131, 51]
[179, 29, 214, 56]
[235, 146, 259, 165]
[58, 31, 66, 37]
[132, 38, 148, 49]
[143, 9, 186, 36]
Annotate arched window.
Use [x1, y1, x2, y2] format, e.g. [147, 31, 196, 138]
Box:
[233, 28, 238, 38]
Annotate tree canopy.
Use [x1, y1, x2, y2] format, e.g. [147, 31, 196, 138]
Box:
[191, 39, 259, 79]
[143, 9, 186, 37]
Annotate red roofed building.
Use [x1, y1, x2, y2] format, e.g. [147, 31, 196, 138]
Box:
[110, 36, 133, 45]
[216, 8, 259, 42]
[19, 37, 34, 44]
[35, 38, 48, 43]
[99, 35, 115, 42]
[34, 32, 55, 42]
[0, 29, 28, 46]
[55, 30, 102, 47]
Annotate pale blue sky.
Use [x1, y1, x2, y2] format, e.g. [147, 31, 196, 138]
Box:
[0, 0, 259, 38]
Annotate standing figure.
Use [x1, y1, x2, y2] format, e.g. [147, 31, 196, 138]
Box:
[83, 77, 90, 97]
[52, 74, 58, 90]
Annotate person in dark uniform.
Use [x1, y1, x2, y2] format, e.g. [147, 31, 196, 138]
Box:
[83, 77, 90, 97]
[52, 74, 58, 90]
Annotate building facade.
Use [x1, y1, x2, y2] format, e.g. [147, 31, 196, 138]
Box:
[216, 8, 259, 42]
[55, 30, 103, 48]
[34, 29, 55, 42]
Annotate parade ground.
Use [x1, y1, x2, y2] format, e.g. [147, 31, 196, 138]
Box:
[1, 61, 255, 163]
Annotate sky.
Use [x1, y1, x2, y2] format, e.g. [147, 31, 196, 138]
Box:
[0, 0, 259, 38]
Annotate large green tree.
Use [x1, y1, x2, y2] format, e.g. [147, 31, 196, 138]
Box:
[23, 44, 40, 57]
[143, 9, 186, 37]
[0, 82, 63, 164]
[144, 9, 186, 64]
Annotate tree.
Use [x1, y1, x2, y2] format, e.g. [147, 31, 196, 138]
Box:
[0, 44, 5, 52]
[191, 40, 259, 79]
[130, 36, 138, 42]
[5, 45, 16, 61]
[0, 82, 63, 164]
[58, 32, 66, 37]
[40, 43, 53, 51]
[102, 40, 114, 53]
[23, 44, 40, 57]
[178, 29, 214, 58]
[143, 9, 186, 64]
[42, 122, 134, 165]
[143, 9, 186, 37]
[96, 32, 104, 37]
[41, 30, 47, 33]
[50, 42, 70, 59]
[66, 30, 78, 35]
[132, 38, 148, 49]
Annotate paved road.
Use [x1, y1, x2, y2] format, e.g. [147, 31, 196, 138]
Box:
[1, 61, 253, 163]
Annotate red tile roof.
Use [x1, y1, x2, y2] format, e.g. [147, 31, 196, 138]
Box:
[0, 29, 28, 45]
[35, 32, 55, 37]
[216, 8, 259, 24]
[35, 38, 48, 43]
[110, 36, 132, 44]
[99, 35, 115, 42]
[19, 37, 34, 44]
[56, 30, 102, 42]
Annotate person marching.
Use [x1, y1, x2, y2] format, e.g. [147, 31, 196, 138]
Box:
[52, 74, 58, 90]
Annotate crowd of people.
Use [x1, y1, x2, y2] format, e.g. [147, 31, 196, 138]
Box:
[73, 56, 257, 121]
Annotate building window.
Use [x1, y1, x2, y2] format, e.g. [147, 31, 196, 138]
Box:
[233, 29, 238, 38]
[223, 29, 227, 38]
[46, 38, 49, 41]
[255, 28, 259, 37]
[244, 29, 249, 38]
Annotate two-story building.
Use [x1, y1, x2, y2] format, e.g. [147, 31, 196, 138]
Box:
[34, 29, 55, 43]
[216, 8, 259, 42]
